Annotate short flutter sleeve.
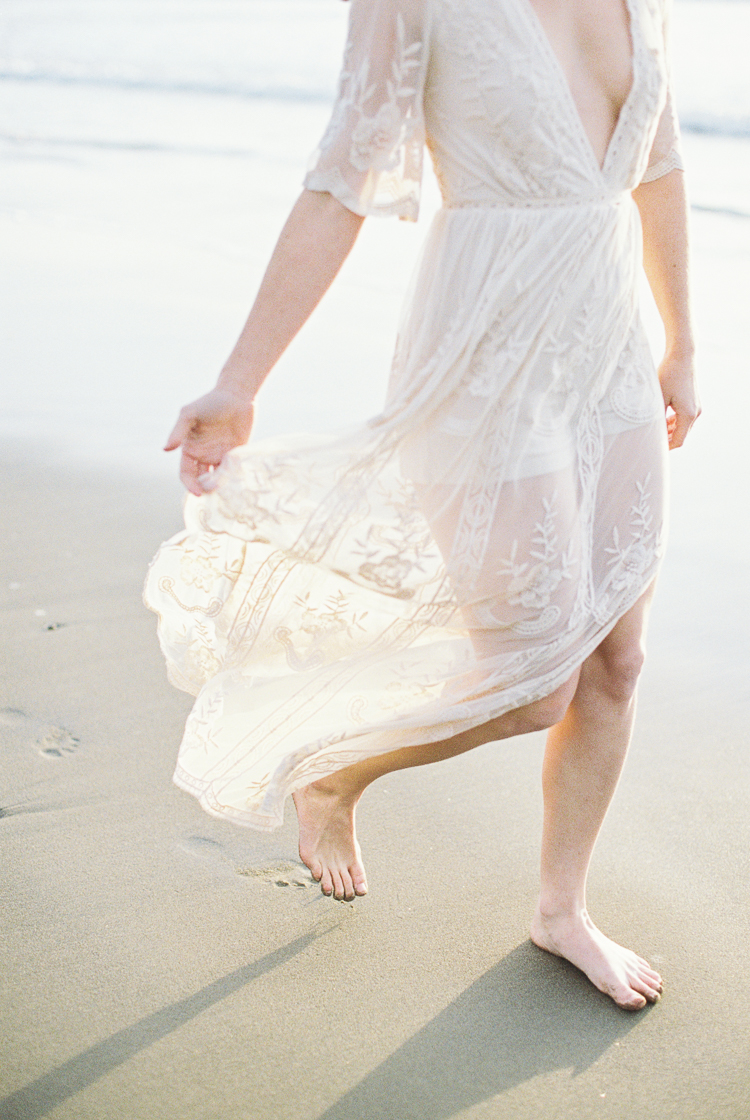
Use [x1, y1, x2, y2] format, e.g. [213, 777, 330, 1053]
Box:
[304, 0, 430, 221]
[640, 83, 683, 182]
[640, 0, 684, 183]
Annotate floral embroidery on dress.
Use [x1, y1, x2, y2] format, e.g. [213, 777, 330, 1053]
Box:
[213, 454, 314, 537]
[504, 495, 576, 632]
[605, 474, 662, 594]
[509, 527, 575, 609]
[304, 2, 427, 220]
[158, 577, 223, 618]
[179, 537, 243, 593]
[359, 554, 414, 594]
[344, 18, 423, 172]
[463, 321, 528, 399]
[353, 478, 441, 599]
[608, 326, 662, 425]
[275, 591, 369, 672]
[181, 693, 223, 754]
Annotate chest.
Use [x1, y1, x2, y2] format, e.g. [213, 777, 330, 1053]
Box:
[427, 0, 667, 188]
[524, 0, 634, 114]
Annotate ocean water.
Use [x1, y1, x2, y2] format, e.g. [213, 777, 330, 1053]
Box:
[1, 0, 749, 129]
[1, 0, 748, 474]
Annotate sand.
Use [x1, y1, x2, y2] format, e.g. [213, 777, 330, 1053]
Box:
[2, 229, 750, 1117]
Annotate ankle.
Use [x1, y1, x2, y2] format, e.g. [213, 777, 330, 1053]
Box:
[305, 773, 363, 806]
[535, 895, 586, 924]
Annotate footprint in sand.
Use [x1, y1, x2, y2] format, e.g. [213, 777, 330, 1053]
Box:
[37, 726, 80, 758]
[0, 708, 81, 758]
[177, 835, 238, 878]
[178, 842, 313, 890]
[236, 860, 314, 890]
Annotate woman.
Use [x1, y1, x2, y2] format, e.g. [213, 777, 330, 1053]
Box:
[145, 0, 700, 1011]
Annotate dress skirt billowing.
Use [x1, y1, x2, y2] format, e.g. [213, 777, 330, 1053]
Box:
[145, 0, 680, 828]
[144, 197, 668, 830]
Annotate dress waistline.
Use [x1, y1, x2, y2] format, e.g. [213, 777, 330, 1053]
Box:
[442, 193, 629, 212]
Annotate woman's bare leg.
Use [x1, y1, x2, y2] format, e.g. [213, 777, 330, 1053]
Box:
[292, 675, 580, 902]
[295, 588, 661, 1010]
[530, 585, 663, 1010]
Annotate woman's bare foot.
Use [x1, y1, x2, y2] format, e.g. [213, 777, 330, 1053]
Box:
[292, 779, 368, 901]
[530, 905, 663, 1011]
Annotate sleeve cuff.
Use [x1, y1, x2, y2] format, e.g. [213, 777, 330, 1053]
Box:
[640, 148, 685, 184]
[303, 168, 420, 222]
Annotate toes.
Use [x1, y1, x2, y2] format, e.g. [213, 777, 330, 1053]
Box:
[340, 869, 357, 903]
[307, 859, 367, 902]
[329, 867, 346, 901]
[636, 958, 663, 986]
[621, 993, 648, 1012]
[633, 975, 662, 1003]
[634, 963, 662, 991]
[351, 862, 368, 896]
[300, 850, 323, 883]
[615, 974, 661, 1009]
[318, 868, 334, 897]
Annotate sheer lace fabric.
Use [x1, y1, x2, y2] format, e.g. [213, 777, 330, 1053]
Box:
[145, 0, 678, 829]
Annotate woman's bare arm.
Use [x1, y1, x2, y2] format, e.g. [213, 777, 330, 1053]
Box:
[166, 189, 365, 493]
[632, 168, 701, 449]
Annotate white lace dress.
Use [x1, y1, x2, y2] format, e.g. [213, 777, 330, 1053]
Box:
[145, 0, 683, 829]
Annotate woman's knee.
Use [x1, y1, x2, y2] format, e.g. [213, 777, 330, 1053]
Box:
[584, 587, 653, 705]
[590, 638, 646, 703]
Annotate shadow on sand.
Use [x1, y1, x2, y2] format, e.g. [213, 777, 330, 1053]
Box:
[316, 940, 647, 1120]
[0, 931, 318, 1120]
[2, 935, 651, 1120]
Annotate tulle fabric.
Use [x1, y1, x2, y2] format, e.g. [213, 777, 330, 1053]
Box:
[145, 0, 678, 829]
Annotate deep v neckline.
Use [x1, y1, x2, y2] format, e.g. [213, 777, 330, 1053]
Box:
[513, 0, 639, 178]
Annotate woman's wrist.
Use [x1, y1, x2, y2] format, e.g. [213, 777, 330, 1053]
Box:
[215, 365, 262, 408]
[663, 332, 695, 362]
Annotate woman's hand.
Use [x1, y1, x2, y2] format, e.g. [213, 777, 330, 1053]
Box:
[658, 349, 701, 450]
[633, 170, 701, 450]
[164, 388, 255, 495]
